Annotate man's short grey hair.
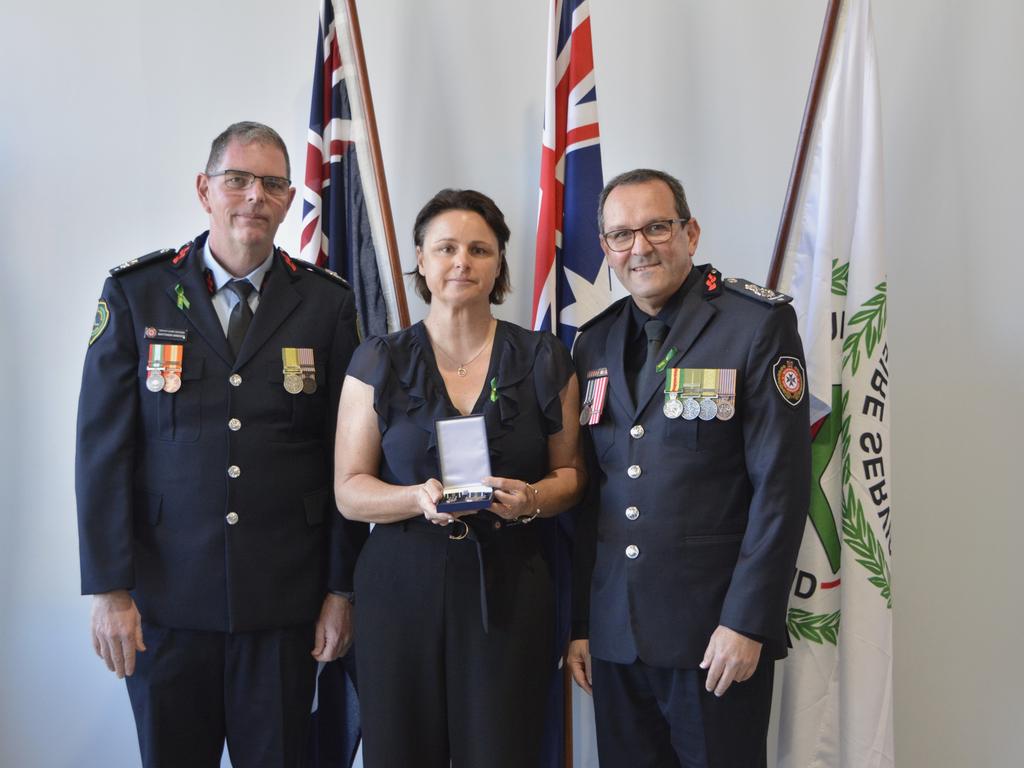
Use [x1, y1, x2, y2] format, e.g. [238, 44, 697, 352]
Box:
[205, 121, 291, 179]
[597, 168, 692, 233]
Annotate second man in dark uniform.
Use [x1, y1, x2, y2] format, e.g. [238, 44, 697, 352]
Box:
[568, 168, 810, 768]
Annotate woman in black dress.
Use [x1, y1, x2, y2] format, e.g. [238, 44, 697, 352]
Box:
[334, 189, 584, 768]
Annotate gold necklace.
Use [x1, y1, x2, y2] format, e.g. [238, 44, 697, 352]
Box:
[430, 320, 495, 377]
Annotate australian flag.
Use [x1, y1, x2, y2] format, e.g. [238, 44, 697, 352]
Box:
[532, 2, 607, 766]
[301, 0, 399, 338]
[532, 0, 611, 350]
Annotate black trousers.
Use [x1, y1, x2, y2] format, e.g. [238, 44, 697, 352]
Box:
[125, 620, 317, 768]
[591, 654, 775, 768]
[354, 520, 554, 768]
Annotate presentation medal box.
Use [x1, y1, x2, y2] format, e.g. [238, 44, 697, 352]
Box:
[435, 414, 493, 513]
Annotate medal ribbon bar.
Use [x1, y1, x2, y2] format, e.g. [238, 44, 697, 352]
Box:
[297, 347, 317, 394]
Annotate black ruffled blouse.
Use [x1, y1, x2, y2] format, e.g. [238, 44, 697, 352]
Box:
[347, 320, 573, 492]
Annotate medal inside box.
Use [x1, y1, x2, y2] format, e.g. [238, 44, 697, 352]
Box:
[435, 415, 493, 513]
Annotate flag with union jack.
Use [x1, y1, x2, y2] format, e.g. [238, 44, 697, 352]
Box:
[533, 2, 606, 766]
[532, 0, 613, 351]
[301, 0, 400, 338]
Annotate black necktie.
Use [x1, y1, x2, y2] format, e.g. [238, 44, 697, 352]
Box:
[226, 279, 255, 358]
[641, 319, 668, 393]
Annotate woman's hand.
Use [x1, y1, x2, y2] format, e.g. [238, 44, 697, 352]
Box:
[484, 475, 540, 522]
[416, 478, 460, 525]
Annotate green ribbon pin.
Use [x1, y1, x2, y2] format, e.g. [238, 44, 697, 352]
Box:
[489, 377, 498, 402]
[655, 346, 678, 373]
[174, 284, 191, 310]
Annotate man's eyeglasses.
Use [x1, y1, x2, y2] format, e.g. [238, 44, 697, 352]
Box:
[601, 218, 690, 252]
[207, 170, 292, 196]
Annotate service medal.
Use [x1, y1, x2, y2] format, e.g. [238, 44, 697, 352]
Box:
[146, 343, 167, 393]
[716, 369, 737, 421]
[698, 397, 718, 421]
[663, 397, 684, 419]
[682, 397, 700, 420]
[284, 373, 304, 395]
[716, 399, 735, 421]
[698, 369, 721, 420]
[282, 348, 303, 395]
[663, 368, 685, 419]
[579, 403, 592, 426]
[161, 344, 184, 395]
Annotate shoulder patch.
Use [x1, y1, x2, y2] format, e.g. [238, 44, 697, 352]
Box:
[109, 247, 177, 276]
[773, 356, 806, 405]
[722, 277, 792, 305]
[577, 296, 630, 334]
[89, 299, 110, 346]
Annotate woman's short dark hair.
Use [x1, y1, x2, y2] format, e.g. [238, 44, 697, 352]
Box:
[409, 188, 512, 305]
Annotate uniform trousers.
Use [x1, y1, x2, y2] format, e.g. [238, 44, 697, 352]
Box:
[354, 518, 554, 768]
[591, 654, 774, 768]
[125, 620, 317, 768]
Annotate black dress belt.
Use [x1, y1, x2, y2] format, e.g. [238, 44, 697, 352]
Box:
[403, 513, 532, 634]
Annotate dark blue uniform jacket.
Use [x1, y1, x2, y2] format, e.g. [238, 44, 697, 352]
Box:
[572, 264, 810, 667]
[76, 231, 366, 633]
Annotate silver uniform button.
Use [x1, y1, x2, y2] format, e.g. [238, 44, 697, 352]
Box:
[229, 374, 242, 387]
[625, 506, 640, 520]
[627, 464, 642, 479]
[226, 512, 239, 525]
[228, 465, 241, 478]
[625, 544, 640, 559]
[630, 424, 645, 439]
[228, 418, 242, 431]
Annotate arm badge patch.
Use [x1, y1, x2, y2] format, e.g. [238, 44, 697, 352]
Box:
[773, 356, 806, 405]
[89, 300, 110, 346]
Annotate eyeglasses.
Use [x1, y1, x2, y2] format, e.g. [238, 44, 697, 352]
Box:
[601, 218, 690, 252]
[207, 169, 292, 196]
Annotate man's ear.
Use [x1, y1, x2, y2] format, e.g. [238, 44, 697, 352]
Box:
[196, 173, 212, 214]
[685, 218, 702, 256]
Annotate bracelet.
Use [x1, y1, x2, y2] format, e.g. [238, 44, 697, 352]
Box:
[515, 483, 541, 524]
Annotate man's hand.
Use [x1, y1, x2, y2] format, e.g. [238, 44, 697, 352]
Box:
[311, 593, 354, 662]
[567, 639, 593, 695]
[91, 590, 145, 679]
[699, 625, 762, 697]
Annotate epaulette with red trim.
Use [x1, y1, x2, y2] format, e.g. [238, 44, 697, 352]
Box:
[281, 250, 352, 289]
[722, 276, 792, 305]
[701, 265, 723, 298]
[109, 246, 179, 276]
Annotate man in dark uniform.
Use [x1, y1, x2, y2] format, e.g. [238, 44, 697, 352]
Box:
[76, 121, 366, 767]
[567, 169, 810, 767]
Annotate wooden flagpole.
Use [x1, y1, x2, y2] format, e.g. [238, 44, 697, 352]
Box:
[342, 0, 411, 329]
[766, 0, 844, 290]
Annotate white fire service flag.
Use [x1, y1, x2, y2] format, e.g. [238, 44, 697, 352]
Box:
[775, 0, 894, 766]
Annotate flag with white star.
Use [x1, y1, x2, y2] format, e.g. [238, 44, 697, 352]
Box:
[532, 0, 619, 349]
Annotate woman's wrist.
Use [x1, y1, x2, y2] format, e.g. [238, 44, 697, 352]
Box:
[515, 482, 541, 523]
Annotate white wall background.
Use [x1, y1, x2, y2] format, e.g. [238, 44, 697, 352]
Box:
[2, 1, 1022, 766]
